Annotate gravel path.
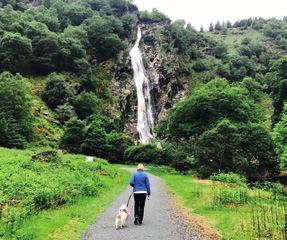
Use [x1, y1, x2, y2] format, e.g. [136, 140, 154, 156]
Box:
[81, 169, 202, 240]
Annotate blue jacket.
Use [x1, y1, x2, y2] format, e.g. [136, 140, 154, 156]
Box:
[129, 170, 151, 195]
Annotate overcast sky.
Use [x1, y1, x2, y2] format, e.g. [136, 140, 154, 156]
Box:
[133, 0, 287, 30]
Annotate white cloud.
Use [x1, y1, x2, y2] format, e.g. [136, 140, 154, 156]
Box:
[132, 0, 287, 30]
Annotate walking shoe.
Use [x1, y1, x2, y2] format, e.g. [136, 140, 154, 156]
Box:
[134, 218, 139, 225]
[138, 222, 142, 225]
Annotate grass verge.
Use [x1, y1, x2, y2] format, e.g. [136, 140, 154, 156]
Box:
[147, 166, 286, 240]
[0, 147, 130, 239]
[15, 172, 130, 240]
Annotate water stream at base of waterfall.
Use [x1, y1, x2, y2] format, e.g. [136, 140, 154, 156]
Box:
[129, 27, 154, 144]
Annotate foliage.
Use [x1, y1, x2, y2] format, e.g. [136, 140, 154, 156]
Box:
[158, 78, 278, 179]
[105, 131, 133, 163]
[139, 8, 168, 23]
[167, 20, 212, 58]
[210, 172, 247, 185]
[272, 103, 287, 169]
[0, 32, 32, 73]
[80, 67, 112, 99]
[158, 78, 262, 140]
[0, 72, 33, 148]
[195, 119, 278, 179]
[60, 118, 86, 153]
[55, 103, 76, 124]
[149, 168, 286, 240]
[80, 121, 108, 158]
[212, 186, 249, 205]
[42, 73, 74, 109]
[73, 92, 102, 119]
[124, 144, 162, 164]
[0, 147, 118, 237]
[15, 168, 130, 240]
[267, 57, 287, 124]
[31, 150, 60, 163]
[0, 0, 134, 74]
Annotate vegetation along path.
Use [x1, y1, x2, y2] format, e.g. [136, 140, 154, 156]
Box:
[81, 168, 202, 240]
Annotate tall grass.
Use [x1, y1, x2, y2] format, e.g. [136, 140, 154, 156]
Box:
[148, 166, 287, 240]
[0, 147, 123, 238]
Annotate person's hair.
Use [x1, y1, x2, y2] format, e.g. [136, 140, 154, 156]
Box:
[137, 163, 144, 170]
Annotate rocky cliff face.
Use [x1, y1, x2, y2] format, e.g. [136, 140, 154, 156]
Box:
[112, 18, 186, 138]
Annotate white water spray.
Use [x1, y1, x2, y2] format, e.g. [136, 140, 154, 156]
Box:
[129, 27, 154, 144]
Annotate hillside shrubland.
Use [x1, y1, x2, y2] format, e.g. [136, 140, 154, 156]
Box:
[0, 0, 286, 238]
[0, 147, 121, 238]
[0, 0, 286, 179]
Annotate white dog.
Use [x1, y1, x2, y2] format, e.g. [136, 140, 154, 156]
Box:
[115, 204, 130, 229]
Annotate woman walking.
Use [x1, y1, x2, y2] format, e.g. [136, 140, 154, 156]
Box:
[129, 163, 151, 225]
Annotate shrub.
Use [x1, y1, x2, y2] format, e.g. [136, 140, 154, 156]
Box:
[124, 144, 162, 164]
[192, 60, 208, 72]
[55, 103, 76, 124]
[170, 155, 195, 173]
[139, 9, 168, 23]
[210, 173, 247, 186]
[31, 150, 60, 163]
[86, 114, 123, 133]
[60, 118, 86, 153]
[273, 103, 287, 169]
[80, 121, 108, 158]
[42, 73, 74, 109]
[73, 92, 101, 119]
[105, 131, 133, 163]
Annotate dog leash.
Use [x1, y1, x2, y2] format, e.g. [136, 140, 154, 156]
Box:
[126, 193, 133, 207]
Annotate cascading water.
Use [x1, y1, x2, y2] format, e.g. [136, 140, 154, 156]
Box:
[129, 27, 154, 144]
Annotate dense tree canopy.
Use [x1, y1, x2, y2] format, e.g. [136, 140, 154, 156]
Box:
[158, 78, 262, 140]
[0, 72, 33, 148]
[157, 78, 278, 178]
[0, 0, 135, 74]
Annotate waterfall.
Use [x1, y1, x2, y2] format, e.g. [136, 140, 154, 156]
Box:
[129, 27, 154, 144]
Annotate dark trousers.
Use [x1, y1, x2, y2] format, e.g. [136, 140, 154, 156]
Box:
[134, 193, 146, 223]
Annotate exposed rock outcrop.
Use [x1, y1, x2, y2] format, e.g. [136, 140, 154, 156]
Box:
[112, 18, 186, 138]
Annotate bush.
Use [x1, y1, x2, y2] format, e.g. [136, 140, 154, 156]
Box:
[73, 92, 101, 119]
[60, 118, 86, 153]
[170, 155, 195, 173]
[55, 103, 76, 124]
[124, 144, 162, 164]
[42, 73, 74, 109]
[139, 9, 168, 23]
[105, 131, 133, 163]
[192, 60, 208, 72]
[210, 173, 247, 186]
[31, 150, 60, 163]
[80, 121, 108, 158]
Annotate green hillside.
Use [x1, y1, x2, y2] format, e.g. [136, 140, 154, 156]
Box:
[0, 0, 286, 238]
